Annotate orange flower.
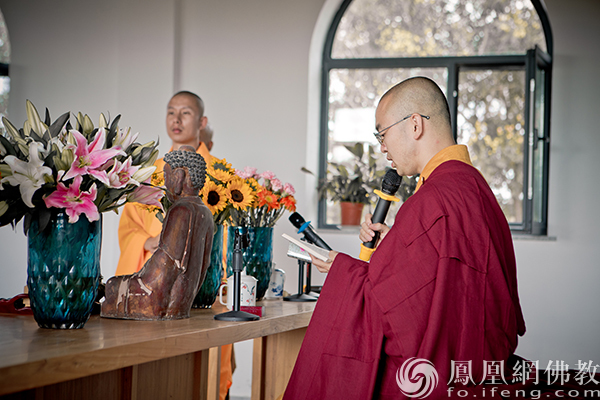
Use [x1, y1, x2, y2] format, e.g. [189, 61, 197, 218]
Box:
[257, 189, 280, 211]
[280, 195, 296, 212]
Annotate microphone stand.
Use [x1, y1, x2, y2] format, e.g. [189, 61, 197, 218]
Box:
[304, 259, 320, 298]
[283, 257, 317, 302]
[214, 228, 259, 321]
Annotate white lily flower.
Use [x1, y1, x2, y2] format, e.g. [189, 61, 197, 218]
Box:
[113, 127, 139, 150]
[131, 166, 156, 184]
[2, 142, 53, 208]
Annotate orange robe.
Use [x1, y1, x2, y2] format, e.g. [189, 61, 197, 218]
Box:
[116, 142, 233, 400]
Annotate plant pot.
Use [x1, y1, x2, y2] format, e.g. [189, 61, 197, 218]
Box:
[192, 224, 225, 308]
[340, 202, 364, 226]
[27, 211, 102, 329]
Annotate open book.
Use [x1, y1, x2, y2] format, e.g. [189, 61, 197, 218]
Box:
[282, 233, 332, 263]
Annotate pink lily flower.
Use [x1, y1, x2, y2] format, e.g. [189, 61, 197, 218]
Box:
[106, 157, 140, 189]
[63, 128, 124, 185]
[127, 184, 164, 210]
[44, 175, 99, 223]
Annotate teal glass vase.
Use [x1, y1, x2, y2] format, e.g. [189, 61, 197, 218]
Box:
[226, 226, 273, 300]
[27, 211, 102, 329]
[193, 224, 224, 308]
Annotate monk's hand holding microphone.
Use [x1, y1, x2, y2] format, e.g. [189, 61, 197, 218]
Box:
[359, 169, 403, 261]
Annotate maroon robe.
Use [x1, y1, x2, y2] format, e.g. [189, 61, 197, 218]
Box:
[284, 160, 526, 399]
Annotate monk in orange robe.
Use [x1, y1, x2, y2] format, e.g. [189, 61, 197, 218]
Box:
[115, 91, 233, 399]
[285, 77, 525, 399]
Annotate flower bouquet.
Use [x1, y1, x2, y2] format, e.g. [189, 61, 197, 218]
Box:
[0, 100, 162, 328]
[199, 158, 297, 300]
[0, 100, 162, 230]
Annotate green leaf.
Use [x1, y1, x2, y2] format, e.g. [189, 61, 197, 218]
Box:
[23, 212, 32, 236]
[109, 114, 121, 138]
[29, 130, 47, 146]
[38, 208, 52, 233]
[44, 108, 51, 126]
[48, 112, 70, 138]
[344, 142, 364, 160]
[0, 135, 17, 156]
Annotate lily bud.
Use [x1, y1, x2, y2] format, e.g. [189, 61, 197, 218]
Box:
[143, 148, 159, 167]
[132, 141, 156, 157]
[2, 117, 20, 140]
[99, 113, 108, 129]
[82, 114, 95, 135]
[132, 166, 156, 184]
[26, 99, 44, 136]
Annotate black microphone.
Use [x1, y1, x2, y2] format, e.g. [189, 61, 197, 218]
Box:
[359, 169, 403, 261]
[289, 212, 332, 250]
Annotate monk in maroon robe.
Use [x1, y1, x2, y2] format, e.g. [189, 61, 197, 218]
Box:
[284, 77, 525, 399]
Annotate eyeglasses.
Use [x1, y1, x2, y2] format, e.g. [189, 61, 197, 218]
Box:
[373, 114, 430, 145]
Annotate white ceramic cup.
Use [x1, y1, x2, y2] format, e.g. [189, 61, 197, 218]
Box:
[219, 272, 257, 310]
[266, 268, 286, 299]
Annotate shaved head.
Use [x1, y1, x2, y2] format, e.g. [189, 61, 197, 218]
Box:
[380, 76, 451, 132]
[172, 90, 205, 117]
[375, 76, 456, 176]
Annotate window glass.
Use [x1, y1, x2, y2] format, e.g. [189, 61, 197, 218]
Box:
[532, 66, 545, 224]
[325, 67, 446, 225]
[456, 69, 526, 223]
[332, 0, 546, 59]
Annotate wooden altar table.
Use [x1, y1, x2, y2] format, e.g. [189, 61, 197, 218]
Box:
[0, 300, 315, 400]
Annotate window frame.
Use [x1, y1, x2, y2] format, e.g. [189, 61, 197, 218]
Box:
[318, 0, 553, 235]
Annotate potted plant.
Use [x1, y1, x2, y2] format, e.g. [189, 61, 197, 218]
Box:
[304, 143, 386, 226]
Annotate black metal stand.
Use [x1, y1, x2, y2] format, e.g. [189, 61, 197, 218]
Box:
[304, 261, 320, 298]
[215, 228, 259, 321]
[283, 259, 317, 302]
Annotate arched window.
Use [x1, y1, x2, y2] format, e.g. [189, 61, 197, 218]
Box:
[319, 0, 552, 235]
[0, 9, 10, 122]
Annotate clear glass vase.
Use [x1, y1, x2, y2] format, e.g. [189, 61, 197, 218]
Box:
[192, 224, 225, 308]
[226, 226, 273, 300]
[27, 211, 101, 329]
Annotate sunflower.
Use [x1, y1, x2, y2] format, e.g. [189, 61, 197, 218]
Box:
[208, 166, 234, 184]
[227, 177, 255, 210]
[246, 177, 260, 190]
[151, 171, 164, 187]
[205, 158, 231, 181]
[200, 179, 229, 215]
[211, 157, 233, 171]
[256, 189, 280, 211]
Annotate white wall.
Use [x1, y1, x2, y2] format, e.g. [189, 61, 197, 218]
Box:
[511, 0, 600, 368]
[0, 0, 599, 395]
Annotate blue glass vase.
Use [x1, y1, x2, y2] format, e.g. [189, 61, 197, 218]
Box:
[193, 224, 224, 308]
[226, 226, 273, 300]
[27, 211, 101, 329]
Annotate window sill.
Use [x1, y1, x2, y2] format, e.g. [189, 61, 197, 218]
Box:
[320, 227, 557, 241]
[511, 234, 556, 241]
